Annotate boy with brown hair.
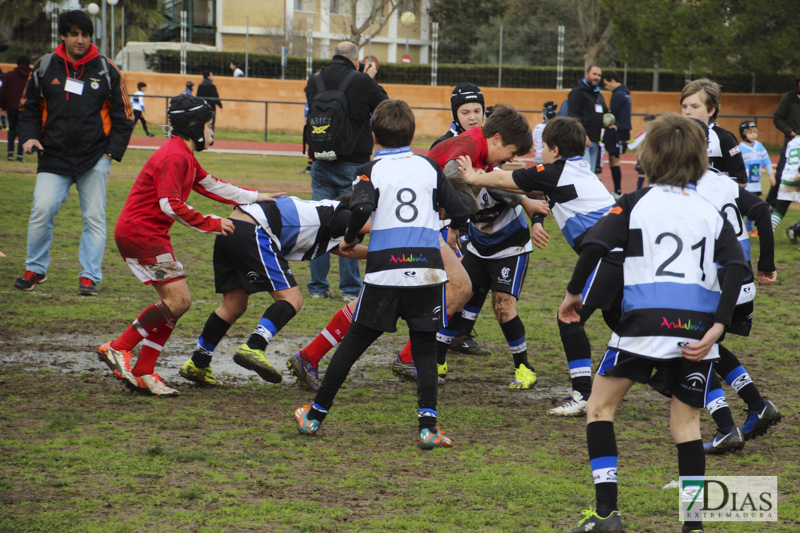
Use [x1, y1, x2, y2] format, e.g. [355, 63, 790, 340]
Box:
[559, 113, 746, 533]
[680, 78, 747, 184]
[459, 116, 620, 414]
[428, 103, 548, 389]
[293, 99, 471, 448]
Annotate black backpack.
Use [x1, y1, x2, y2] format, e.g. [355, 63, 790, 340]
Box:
[305, 69, 359, 161]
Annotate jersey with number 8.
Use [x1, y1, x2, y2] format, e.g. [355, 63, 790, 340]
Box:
[583, 184, 747, 360]
[350, 147, 470, 287]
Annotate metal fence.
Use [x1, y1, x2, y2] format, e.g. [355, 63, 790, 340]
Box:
[141, 94, 779, 146]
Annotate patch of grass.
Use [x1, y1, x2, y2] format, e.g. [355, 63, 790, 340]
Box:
[2, 150, 799, 533]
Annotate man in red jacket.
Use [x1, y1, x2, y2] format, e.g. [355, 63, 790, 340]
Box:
[0, 55, 31, 162]
[15, 10, 133, 296]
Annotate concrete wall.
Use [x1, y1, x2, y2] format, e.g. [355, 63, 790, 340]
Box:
[1, 63, 784, 145]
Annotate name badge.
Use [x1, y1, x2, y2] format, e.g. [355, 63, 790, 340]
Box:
[65, 78, 84, 95]
[595, 104, 603, 113]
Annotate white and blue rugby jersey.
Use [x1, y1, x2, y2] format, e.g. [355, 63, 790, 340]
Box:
[351, 147, 470, 287]
[707, 123, 747, 184]
[237, 196, 345, 261]
[466, 188, 533, 259]
[511, 157, 615, 251]
[583, 185, 746, 360]
[739, 141, 772, 194]
[696, 168, 759, 307]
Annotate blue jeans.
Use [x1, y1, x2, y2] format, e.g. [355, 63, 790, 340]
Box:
[308, 159, 363, 297]
[583, 141, 599, 172]
[25, 156, 111, 282]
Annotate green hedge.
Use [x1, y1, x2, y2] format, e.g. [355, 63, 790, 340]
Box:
[146, 50, 794, 93]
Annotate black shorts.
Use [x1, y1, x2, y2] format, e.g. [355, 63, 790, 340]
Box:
[213, 219, 296, 294]
[727, 301, 753, 337]
[460, 250, 528, 298]
[597, 349, 713, 408]
[582, 251, 624, 311]
[605, 140, 628, 158]
[352, 284, 446, 333]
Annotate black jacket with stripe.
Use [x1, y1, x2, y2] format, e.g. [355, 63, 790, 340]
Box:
[19, 43, 134, 177]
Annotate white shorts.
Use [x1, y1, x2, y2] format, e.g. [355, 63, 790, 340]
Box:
[126, 260, 186, 285]
[777, 173, 800, 202]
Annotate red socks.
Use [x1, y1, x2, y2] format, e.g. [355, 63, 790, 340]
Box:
[303, 305, 352, 367]
[113, 301, 177, 376]
[398, 340, 413, 364]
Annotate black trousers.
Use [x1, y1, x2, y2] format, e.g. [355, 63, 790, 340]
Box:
[314, 321, 439, 428]
[132, 110, 150, 135]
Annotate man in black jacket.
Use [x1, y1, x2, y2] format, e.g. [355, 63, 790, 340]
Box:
[568, 65, 606, 173]
[304, 41, 387, 301]
[196, 71, 222, 130]
[16, 10, 133, 296]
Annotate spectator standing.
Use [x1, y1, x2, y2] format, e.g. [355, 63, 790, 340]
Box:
[602, 71, 632, 195]
[768, 77, 800, 207]
[304, 41, 387, 300]
[130, 82, 155, 137]
[230, 61, 244, 78]
[196, 71, 222, 130]
[568, 65, 607, 173]
[183, 81, 193, 96]
[15, 9, 133, 295]
[0, 56, 32, 161]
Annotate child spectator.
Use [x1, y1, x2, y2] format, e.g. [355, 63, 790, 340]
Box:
[293, 99, 471, 448]
[180, 195, 368, 387]
[97, 95, 280, 395]
[130, 82, 155, 137]
[738, 120, 774, 236]
[559, 113, 746, 532]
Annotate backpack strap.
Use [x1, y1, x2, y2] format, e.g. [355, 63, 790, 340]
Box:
[314, 68, 360, 95]
[337, 69, 360, 94]
[33, 53, 113, 98]
[33, 53, 54, 97]
[98, 57, 113, 97]
[313, 73, 325, 95]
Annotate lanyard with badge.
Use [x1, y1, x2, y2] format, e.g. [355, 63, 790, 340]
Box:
[63, 57, 85, 99]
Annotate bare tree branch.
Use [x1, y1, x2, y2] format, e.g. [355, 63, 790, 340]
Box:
[347, 0, 404, 47]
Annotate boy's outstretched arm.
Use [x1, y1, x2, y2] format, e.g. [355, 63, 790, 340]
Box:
[457, 155, 520, 192]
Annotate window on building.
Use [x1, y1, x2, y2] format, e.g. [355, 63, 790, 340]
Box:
[331, 0, 352, 16]
[294, 0, 315, 11]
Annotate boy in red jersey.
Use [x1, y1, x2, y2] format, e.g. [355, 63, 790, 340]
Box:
[97, 95, 280, 395]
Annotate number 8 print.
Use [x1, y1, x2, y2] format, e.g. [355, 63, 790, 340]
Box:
[395, 188, 418, 223]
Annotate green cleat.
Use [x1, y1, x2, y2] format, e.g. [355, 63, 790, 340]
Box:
[566, 509, 623, 532]
[179, 358, 221, 386]
[233, 344, 283, 383]
[510, 364, 537, 389]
